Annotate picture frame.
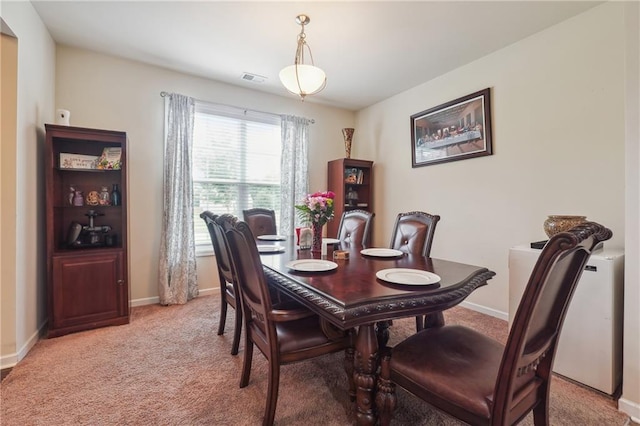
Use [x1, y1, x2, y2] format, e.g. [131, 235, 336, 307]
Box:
[410, 88, 492, 168]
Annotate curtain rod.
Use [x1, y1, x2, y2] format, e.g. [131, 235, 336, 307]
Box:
[160, 91, 315, 124]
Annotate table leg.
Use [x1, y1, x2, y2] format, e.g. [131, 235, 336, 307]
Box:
[375, 321, 391, 348]
[345, 345, 356, 401]
[424, 311, 445, 328]
[354, 324, 378, 426]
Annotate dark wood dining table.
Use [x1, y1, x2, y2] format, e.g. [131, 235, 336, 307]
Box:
[259, 240, 495, 426]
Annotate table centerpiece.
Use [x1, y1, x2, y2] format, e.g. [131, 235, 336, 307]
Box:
[295, 191, 335, 252]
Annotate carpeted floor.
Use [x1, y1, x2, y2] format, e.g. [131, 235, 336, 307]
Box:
[0, 294, 630, 425]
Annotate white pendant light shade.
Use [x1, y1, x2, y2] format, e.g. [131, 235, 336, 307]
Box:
[279, 64, 326, 97]
[280, 14, 326, 100]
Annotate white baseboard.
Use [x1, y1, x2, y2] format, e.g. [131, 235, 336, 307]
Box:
[130, 295, 160, 307]
[1, 320, 46, 370]
[619, 398, 640, 423]
[130, 287, 218, 307]
[459, 300, 509, 322]
[2, 289, 220, 371]
[1, 352, 18, 371]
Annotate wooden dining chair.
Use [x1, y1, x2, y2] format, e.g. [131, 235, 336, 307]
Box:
[389, 211, 440, 256]
[218, 216, 355, 426]
[389, 211, 441, 331]
[376, 221, 612, 426]
[242, 208, 277, 237]
[336, 209, 374, 246]
[199, 211, 242, 355]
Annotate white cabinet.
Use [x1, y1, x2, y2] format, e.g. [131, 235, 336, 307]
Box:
[508, 245, 624, 395]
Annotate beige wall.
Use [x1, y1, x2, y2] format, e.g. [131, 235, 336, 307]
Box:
[357, 2, 625, 314]
[622, 1, 640, 420]
[1, 27, 18, 359]
[0, 2, 56, 368]
[356, 2, 638, 419]
[54, 47, 355, 303]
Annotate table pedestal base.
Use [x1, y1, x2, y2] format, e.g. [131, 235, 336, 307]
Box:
[354, 324, 378, 426]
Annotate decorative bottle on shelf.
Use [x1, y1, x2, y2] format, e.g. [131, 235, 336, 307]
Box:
[69, 184, 76, 206]
[73, 190, 84, 207]
[99, 186, 111, 206]
[346, 188, 359, 206]
[111, 184, 121, 206]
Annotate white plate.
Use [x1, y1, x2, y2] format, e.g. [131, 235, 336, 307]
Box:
[285, 259, 338, 272]
[257, 235, 287, 241]
[360, 248, 404, 258]
[323, 238, 340, 244]
[257, 245, 285, 253]
[376, 268, 440, 286]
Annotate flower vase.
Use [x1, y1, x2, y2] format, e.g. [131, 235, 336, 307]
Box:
[311, 223, 323, 253]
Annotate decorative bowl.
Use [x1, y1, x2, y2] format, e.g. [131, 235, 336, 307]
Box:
[543, 215, 587, 238]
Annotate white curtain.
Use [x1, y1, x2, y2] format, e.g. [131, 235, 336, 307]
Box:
[158, 93, 198, 305]
[280, 115, 310, 236]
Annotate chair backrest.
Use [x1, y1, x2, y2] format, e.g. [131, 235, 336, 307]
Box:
[242, 208, 277, 237]
[200, 211, 236, 290]
[336, 209, 374, 246]
[492, 221, 612, 424]
[389, 211, 440, 256]
[221, 218, 275, 352]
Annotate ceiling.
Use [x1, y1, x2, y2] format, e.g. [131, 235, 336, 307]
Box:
[31, 1, 601, 111]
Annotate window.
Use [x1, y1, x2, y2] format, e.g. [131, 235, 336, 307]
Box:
[192, 101, 282, 250]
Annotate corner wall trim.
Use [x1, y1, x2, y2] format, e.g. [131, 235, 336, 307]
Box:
[619, 398, 640, 423]
[0, 320, 45, 370]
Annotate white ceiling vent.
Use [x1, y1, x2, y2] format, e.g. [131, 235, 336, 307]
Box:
[241, 73, 266, 84]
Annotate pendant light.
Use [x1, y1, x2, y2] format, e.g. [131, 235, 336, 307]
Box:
[279, 14, 326, 101]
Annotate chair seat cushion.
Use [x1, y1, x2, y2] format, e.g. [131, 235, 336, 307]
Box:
[276, 315, 346, 355]
[390, 325, 503, 420]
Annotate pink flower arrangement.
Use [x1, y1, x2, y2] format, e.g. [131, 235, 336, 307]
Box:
[295, 191, 335, 226]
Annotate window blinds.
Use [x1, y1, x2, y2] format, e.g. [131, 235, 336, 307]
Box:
[192, 101, 282, 248]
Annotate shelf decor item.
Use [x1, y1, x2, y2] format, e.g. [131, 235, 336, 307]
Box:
[346, 188, 359, 206]
[295, 190, 335, 252]
[342, 128, 354, 159]
[73, 190, 84, 206]
[68, 184, 76, 205]
[98, 186, 111, 206]
[543, 215, 587, 237]
[86, 190, 100, 206]
[111, 183, 121, 206]
[97, 147, 122, 170]
[59, 153, 98, 169]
